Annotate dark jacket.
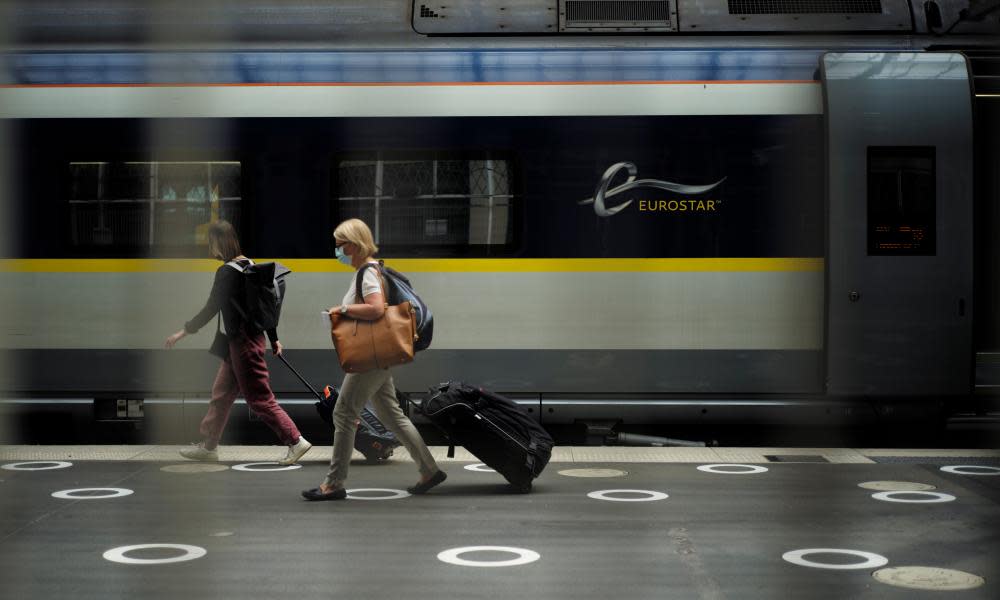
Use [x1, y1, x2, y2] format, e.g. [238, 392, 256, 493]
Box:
[185, 259, 278, 344]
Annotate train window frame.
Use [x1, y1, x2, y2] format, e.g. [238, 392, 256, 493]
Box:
[866, 146, 936, 256]
[332, 151, 520, 258]
[66, 160, 243, 257]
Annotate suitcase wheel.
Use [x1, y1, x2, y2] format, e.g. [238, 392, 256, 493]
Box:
[513, 481, 532, 494]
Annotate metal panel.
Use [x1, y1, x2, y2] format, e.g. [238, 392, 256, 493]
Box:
[4, 348, 823, 396]
[412, 0, 557, 34]
[677, 0, 912, 31]
[559, 0, 678, 31]
[822, 52, 974, 397]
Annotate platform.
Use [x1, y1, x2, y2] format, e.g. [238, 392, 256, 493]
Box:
[1, 446, 998, 599]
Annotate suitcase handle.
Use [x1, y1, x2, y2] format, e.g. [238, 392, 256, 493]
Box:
[277, 354, 325, 402]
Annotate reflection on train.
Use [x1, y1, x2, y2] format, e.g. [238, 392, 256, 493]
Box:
[0, 0, 997, 443]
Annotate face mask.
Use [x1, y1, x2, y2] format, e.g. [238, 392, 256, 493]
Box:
[335, 246, 352, 266]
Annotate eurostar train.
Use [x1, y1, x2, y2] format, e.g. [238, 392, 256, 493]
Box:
[0, 0, 997, 442]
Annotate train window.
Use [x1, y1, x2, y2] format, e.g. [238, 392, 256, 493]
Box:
[867, 147, 935, 256]
[67, 161, 241, 253]
[335, 154, 515, 256]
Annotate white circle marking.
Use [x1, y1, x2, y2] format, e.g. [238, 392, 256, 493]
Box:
[697, 464, 768, 474]
[871, 491, 956, 504]
[587, 489, 669, 502]
[783, 548, 889, 570]
[231, 462, 301, 472]
[52, 487, 134, 500]
[940, 465, 1000, 476]
[464, 463, 497, 473]
[102, 544, 207, 565]
[345, 488, 411, 500]
[437, 546, 540, 568]
[2, 461, 73, 471]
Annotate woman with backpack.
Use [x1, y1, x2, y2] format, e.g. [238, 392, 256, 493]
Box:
[164, 220, 312, 465]
[301, 218, 445, 501]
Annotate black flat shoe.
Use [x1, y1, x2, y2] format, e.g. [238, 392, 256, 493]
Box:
[407, 470, 447, 495]
[302, 486, 347, 501]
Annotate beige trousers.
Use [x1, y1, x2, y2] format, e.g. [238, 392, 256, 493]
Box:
[323, 368, 439, 488]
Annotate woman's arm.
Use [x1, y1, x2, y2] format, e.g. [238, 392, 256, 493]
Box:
[183, 267, 234, 334]
[329, 291, 386, 321]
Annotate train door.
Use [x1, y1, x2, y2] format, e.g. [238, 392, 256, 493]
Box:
[822, 52, 974, 397]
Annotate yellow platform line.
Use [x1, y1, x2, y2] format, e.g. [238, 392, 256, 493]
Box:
[0, 258, 823, 273]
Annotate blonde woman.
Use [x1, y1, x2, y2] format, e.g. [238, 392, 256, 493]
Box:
[302, 218, 445, 500]
[165, 220, 311, 465]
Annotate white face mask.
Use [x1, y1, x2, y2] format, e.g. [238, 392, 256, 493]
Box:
[335, 245, 352, 266]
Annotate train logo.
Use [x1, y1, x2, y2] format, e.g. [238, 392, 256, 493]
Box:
[579, 162, 726, 217]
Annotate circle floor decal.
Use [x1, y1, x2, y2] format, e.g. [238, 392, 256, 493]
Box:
[464, 463, 496, 473]
[103, 544, 207, 565]
[437, 546, 540, 568]
[872, 566, 985, 591]
[697, 464, 768, 475]
[587, 489, 668, 502]
[871, 491, 956, 504]
[558, 468, 627, 478]
[858, 481, 936, 492]
[231, 462, 301, 472]
[782, 548, 889, 570]
[940, 465, 1000, 476]
[2, 461, 73, 471]
[345, 488, 410, 500]
[52, 488, 134, 500]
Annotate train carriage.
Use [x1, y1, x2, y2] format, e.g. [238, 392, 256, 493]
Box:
[0, 0, 997, 441]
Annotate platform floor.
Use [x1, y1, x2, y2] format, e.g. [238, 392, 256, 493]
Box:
[1, 446, 998, 599]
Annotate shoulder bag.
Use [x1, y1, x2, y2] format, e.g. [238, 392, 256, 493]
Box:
[330, 265, 416, 373]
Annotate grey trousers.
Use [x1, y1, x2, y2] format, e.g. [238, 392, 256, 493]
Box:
[323, 368, 439, 488]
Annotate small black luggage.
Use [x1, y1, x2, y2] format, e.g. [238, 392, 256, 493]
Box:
[277, 355, 401, 463]
[417, 382, 554, 493]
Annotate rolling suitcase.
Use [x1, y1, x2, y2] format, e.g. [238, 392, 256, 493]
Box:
[277, 355, 401, 463]
[417, 381, 554, 493]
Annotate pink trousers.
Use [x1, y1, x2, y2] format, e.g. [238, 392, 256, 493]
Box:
[199, 331, 300, 448]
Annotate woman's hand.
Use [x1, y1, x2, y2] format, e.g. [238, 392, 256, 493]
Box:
[164, 329, 187, 349]
[329, 306, 341, 315]
[272, 340, 283, 356]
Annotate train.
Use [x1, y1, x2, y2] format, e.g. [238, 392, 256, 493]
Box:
[0, 0, 997, 443]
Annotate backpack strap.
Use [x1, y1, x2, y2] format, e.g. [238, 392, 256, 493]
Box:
[354, 261, 386, 304]
[225, 258, 253, 273]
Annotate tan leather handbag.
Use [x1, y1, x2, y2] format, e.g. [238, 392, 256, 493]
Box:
[330, 267, 416, 373]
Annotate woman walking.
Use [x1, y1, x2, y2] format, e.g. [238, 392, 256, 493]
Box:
[165, 220, 312, 465]
[302, 218, 445, 500]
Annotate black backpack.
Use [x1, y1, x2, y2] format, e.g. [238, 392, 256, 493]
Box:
[228, 259, 291, 332]
[356, 261, 433, 352]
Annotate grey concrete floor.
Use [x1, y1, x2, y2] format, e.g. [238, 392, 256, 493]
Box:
[0, 448, 998, 600]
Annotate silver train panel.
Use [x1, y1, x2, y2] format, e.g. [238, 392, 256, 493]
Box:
[0, 83, 823, 119]
[823, 52, 974, 397]
[0, 270, 824, 351]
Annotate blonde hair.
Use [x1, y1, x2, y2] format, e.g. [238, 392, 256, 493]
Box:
[333, 218, 379, 258]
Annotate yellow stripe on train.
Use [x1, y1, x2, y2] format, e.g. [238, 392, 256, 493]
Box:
[0, 258, 823, 273]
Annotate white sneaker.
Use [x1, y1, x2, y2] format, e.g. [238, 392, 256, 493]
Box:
[180, 443, 219, 462]
[279, 436, 312, 465]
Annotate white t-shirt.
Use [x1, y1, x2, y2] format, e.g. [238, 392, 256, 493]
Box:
[342, 262, 383, 307]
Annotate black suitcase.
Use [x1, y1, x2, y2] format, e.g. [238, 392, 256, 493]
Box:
[313, 385, 402, 463]
[417, 382, 554, 493]
[277, 355, 401, 463]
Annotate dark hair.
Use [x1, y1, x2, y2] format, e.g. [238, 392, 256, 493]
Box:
[207, 220, 242, 262]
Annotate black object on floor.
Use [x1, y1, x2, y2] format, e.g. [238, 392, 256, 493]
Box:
[278, 354, 401, 462]
[417, 381, 554, 493]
